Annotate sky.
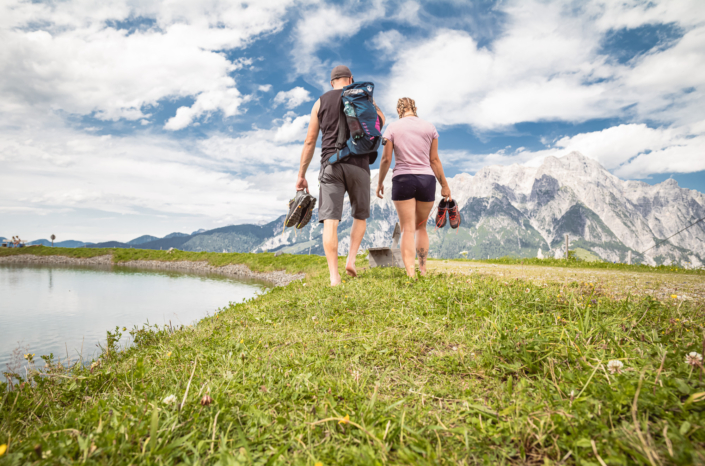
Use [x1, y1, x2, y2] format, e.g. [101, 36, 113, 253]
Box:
[1, 0, 705, 243]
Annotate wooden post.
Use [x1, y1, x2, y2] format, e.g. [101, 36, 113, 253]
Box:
[627, 250, 632, 265]
[565, 234, 569, 260]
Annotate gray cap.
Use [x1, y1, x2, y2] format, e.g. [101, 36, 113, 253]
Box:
[330, 65, 352, 81]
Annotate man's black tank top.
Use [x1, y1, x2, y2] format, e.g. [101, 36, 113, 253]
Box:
[318, 89, 369, 173]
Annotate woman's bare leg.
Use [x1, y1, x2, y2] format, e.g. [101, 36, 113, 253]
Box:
[394, 199, 418, 277]
[414, 201, 434, 275]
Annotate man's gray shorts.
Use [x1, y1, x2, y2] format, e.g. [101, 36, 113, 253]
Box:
[318, 163, 370, 222]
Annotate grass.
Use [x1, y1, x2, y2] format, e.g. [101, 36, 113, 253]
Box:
[0, 246, 114, 259]
[451, 256, 705, 276]
[1, 253, 705, 464]
[0, 246, 327, 275]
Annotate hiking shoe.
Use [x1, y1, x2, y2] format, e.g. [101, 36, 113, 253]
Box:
[296, 195, 316, 229]
[285, 191, 310, 228]
[448, 199, 461, 229]
[435, 199, 449, 228]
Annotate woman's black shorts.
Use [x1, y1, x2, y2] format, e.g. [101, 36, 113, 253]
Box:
[391, 174, 436, 202]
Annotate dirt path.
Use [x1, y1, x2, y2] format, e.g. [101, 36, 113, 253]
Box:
[427, 260, 705, 304]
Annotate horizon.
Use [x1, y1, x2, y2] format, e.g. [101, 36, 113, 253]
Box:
[2, 0, 705, 242]
[4, 151, 703, 244]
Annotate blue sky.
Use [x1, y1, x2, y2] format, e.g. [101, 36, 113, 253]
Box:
[1, 0, 704, 242]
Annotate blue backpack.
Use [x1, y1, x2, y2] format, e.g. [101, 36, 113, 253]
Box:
[326, 82, 382, 166]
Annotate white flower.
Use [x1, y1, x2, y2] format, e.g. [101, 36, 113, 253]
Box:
[685, 352, 703, 366]
[607, 360, 624, 374]
[163, 394, 177, 405]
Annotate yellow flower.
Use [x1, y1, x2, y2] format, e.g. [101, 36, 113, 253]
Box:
[240, 339, 244, 344]
[338, 414, 350, 425]
[671, 295, 677, 299]
[315, 463, 323, 466]
[122, 327, 126, 331]
[167, 352, 172, 357]
[0, 444, 6, 456]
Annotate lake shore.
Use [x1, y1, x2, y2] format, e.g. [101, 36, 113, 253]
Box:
[0, 253, 305, 287]
[2, 247, 704, 464]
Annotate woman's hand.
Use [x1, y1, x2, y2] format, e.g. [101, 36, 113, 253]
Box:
[441, 184, 451, 201]
[376, 184, 385, 199]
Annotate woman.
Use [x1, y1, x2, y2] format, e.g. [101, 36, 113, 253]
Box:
[376, 97, 454, 278]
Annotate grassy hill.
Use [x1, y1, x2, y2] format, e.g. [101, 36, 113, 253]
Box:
[1, 249, 704, 464]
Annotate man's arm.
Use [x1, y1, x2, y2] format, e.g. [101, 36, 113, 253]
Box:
[373, 98, 385, 127]
[295, 100, 321, 192]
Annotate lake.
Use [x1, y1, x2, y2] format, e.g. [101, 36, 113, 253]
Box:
[0, 264, 269, 370]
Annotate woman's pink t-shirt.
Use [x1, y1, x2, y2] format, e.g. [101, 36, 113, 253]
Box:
[382, 116, 438, 178]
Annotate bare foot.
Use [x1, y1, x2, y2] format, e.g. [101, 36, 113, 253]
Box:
[330, 273, 342, 286]
[345, 262, 357, 277]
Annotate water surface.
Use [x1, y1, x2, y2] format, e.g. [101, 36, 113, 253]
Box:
[0, 264, 268, 370]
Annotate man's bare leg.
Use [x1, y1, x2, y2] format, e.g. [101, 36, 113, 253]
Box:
[323, 219, 342, 286]
[345, 218, 366, 277]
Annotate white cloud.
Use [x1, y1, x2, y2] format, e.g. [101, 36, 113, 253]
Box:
[0, 0, 295, 128]
[258, 84, 273, 92]
[0, 113, 314, 241]
[291, 2, 387, 88]
[273, 87, 313, 109]
[444, 123, 705, 179]
[380, 0, 705, 132]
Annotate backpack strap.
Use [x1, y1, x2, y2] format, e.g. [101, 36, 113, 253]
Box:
[335, 99, 348, 151]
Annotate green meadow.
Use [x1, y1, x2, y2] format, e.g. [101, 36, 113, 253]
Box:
[1, 249, 704, 464]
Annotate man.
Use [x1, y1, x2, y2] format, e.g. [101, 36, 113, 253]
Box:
[295, 65, 385, 286]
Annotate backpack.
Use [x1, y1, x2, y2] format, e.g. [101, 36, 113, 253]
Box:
[326, 82, 382, 166]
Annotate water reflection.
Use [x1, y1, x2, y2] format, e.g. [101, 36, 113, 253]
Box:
[0, 263, 268, 369]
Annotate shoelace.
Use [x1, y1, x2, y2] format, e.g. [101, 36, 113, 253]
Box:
[435, 209, 446, 231]
[449, 210, 460, 234]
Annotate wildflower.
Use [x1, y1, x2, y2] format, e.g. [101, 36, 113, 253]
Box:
[163, 394, 177, 405]
[338, 414, 350, 425]
[200, 394, 213, 406]
[315, 463, 323, 466]
[671, 295, 677, 299]
[167, 352, 172, 357]
[0, 444, 6, 456]
[351, 369, 361, 382]
[607, 360, 624, 374]
[240, 339, 244, 344]
[90, 361, 101, 373]
[122, 327, 126, 331]
[303, 283, 307, 286]
[685, 352, 703, 366]
[525, 288, 530, 293]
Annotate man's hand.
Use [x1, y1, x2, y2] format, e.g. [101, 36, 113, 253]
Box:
[376, 184, 384, 199]
[296, 176, 309, 193]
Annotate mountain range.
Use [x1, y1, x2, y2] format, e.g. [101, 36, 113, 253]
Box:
[7, 153, 705, 267]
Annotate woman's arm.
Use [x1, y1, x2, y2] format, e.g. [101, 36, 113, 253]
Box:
[429, 139, 451, 200]
[376, 139, 394, 199]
